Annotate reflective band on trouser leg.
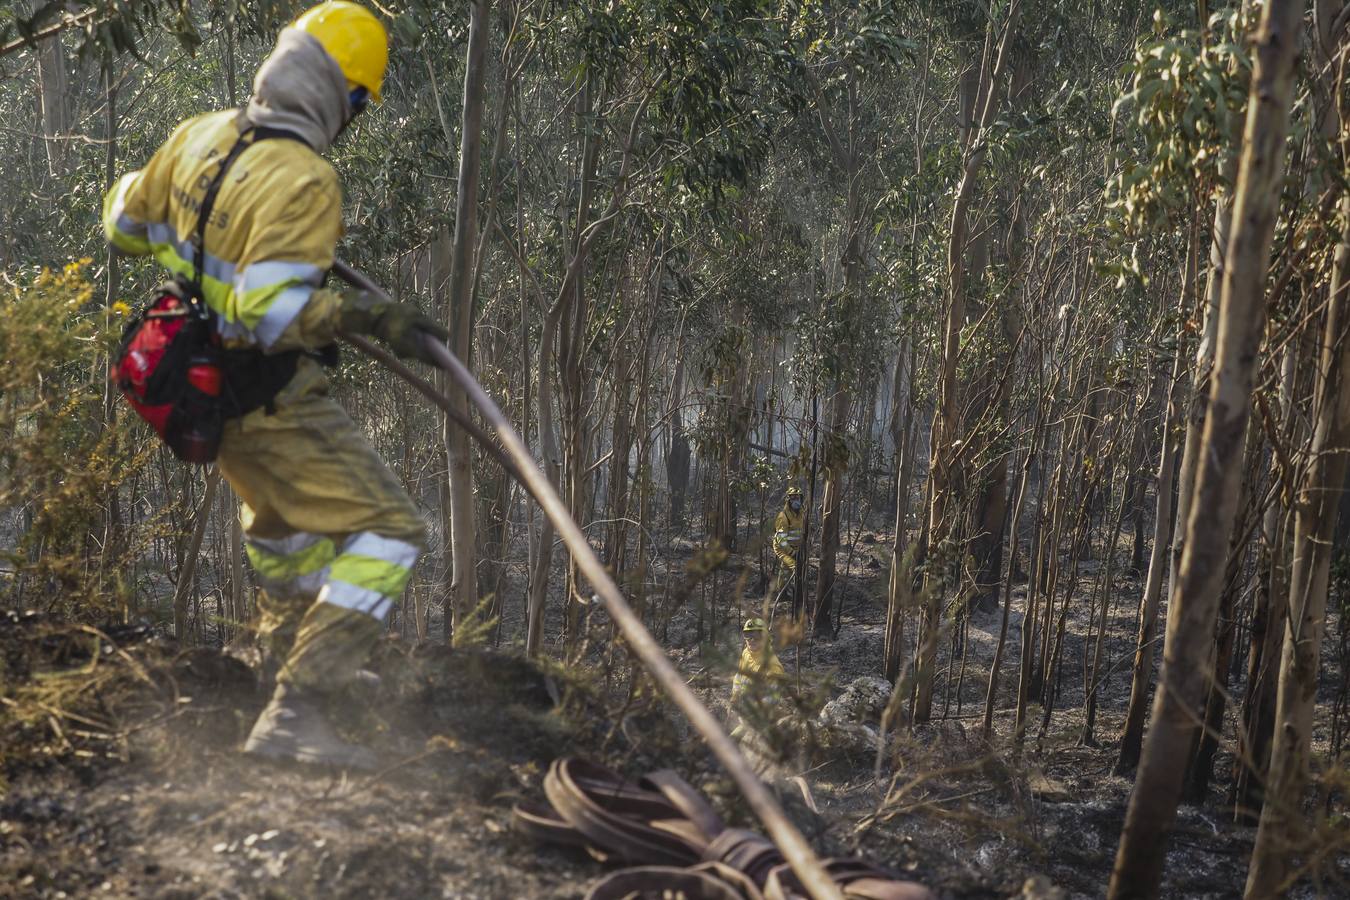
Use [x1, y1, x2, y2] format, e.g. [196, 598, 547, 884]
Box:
[245, 532, 336, 599]
[323, 532, 420, 619]
[276, 532, 420, 692]
[246, 532, 336, 666]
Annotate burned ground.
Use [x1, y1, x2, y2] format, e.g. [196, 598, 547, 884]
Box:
[1, 541, 1345, 899]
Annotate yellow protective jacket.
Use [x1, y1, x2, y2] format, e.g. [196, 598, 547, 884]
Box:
[772, 504, 804, 570]
[731, 643, 786, 705]
[102, 109, 344, 353]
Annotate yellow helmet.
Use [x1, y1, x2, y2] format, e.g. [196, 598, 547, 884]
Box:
[743, 617, 768, 634]
[293, 1, 389, 102]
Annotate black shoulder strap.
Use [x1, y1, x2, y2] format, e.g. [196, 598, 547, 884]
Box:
[190, 123, 307, 303]
[191, 129, 256, 302]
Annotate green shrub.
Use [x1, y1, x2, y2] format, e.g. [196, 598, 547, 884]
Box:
[0, 261, 151, 618]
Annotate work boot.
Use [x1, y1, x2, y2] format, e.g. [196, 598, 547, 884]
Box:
[243, 684, 377, 771]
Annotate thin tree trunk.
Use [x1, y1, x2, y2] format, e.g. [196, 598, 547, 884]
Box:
[1232, 339, 1300, 822]
[526, 294, 564, 656]
[1108, 3, 1302, 894]
[442, 0, 492, 636]
[173, 470, 221, 641]
[1245, 191, 1350, 900]
[916, 0, 1021, 723]
[983, 434, 1035, 742]
[1115, 240, 1198, 773]
[99, 53, 123, 597]
[228, 485, 245, 642]
[223, 13, 237, 107]
[1167, 0, 1254, 602]
[1082, 420, 1138, 746]
[34, 9, 70, 177]
[1115, 347, 1186, 774]
[1186, 419, 1263, 801]
[813, 384, 850, 635]
[523, 85, 649, 654]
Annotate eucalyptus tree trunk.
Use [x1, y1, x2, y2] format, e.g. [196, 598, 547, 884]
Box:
[227, 484, 246, 641]
[223, 13, 237, 107]
[1108, 3, 1302, 894]
[666, 353, 692, 529]
[883, 340, 917, 683]
[970, 300, 1020, 611]
[1082, 395, 1145, 746]
[1116, 239, 1198, 773]
[441, 0, 491, 636]
[1167, 0, 1254, 604]
[526, 294, 565, 656]
[559, 82, 600, 646]
[1186, 418, 1263, 801]
[34, 11, 70, 177]
[471, 50, 516, 632]
[811, 71, 862, 638]
[605, 358, 636, 575]
[1115, 342, 1186, 774]
[100, 53, 123, 594]
[812, 383, 850, 636]
[1244, 190, 1350, 899]
[970, 63, 1031, 610]
[982, 428, 1037, 742]
[525, 85, 648, 654]
[1233, 0, 1343, 829]
[915, 0, 1020, 723]
[1232, 340, 1300, 821]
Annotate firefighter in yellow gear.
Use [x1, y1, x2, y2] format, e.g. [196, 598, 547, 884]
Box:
[731, 618, 786, 703]
[730, 617, 787, 745]
[772, 486, 805, 572]
[102, 2, 439, 770]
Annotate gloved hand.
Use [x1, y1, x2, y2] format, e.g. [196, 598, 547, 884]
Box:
[338, 290, 449, 365]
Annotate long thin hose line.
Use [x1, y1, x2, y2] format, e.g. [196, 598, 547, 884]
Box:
[332, 259, 846, 900]
[337, 330, 533, 496]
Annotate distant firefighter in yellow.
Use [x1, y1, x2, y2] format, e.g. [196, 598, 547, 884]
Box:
[772, 485, 805, 575]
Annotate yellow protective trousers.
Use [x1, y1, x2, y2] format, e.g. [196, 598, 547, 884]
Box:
[218, 358, 426, 692]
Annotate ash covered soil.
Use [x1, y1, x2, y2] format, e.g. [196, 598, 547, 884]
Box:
[2, 534, 1344, 899]
[1, 624, 606, 899]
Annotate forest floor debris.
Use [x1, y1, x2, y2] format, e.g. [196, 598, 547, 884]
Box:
[1, 550, 1342, 898]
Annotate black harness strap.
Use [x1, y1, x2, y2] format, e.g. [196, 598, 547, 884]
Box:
[185, 123, 335, 419]
[190, 130, 257, 305]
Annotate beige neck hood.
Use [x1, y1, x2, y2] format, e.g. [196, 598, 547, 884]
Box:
[246, 28, 350, 153]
